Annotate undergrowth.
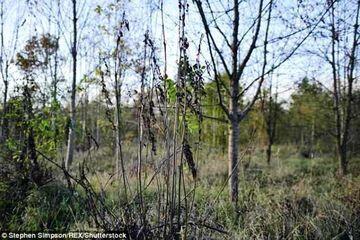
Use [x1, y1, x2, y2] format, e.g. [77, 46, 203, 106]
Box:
[1, 145, 359, 239]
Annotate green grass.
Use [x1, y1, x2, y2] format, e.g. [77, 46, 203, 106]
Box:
[189, 147, 360, 239]
[1, 145, 359, 239]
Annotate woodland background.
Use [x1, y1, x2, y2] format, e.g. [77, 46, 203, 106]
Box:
[0, 0, 360, 239]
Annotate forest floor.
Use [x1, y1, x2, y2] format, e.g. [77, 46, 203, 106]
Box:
[1, 145, 359, 239]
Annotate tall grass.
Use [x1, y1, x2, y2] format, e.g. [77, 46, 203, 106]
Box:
[2, 144, 357, 239]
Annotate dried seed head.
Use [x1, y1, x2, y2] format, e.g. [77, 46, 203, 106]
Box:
[183, 141, 197, 179]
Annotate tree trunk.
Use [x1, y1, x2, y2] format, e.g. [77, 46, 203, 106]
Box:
[228, 118, 239, 206]
[330, 3, 344, 175]
[115, 94, 123, 181]
[1, 79, 8, 142]
[339, 146, 347, 175]
[65, 0, 77, 170]
[266, 142, 272, 164]
[114, 68, 121, 178]
[51, 49, 58, 148]
[0, 2, 8, 143]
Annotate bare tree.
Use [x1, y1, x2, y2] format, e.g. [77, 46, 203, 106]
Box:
[0, 1, 22, 143]
[113, 16, 129, 200]
[298, 0, 360, 174]
[65, 0, 78, 170]
[0, 1, 8, 143]
[194, 0, 272, 207]
[49, 0, 62, 149]
[329, 0, 360, 175]
[194, 0, 335, 206]
[261, 78, 279, 164]
[93, 1, 131, 201]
